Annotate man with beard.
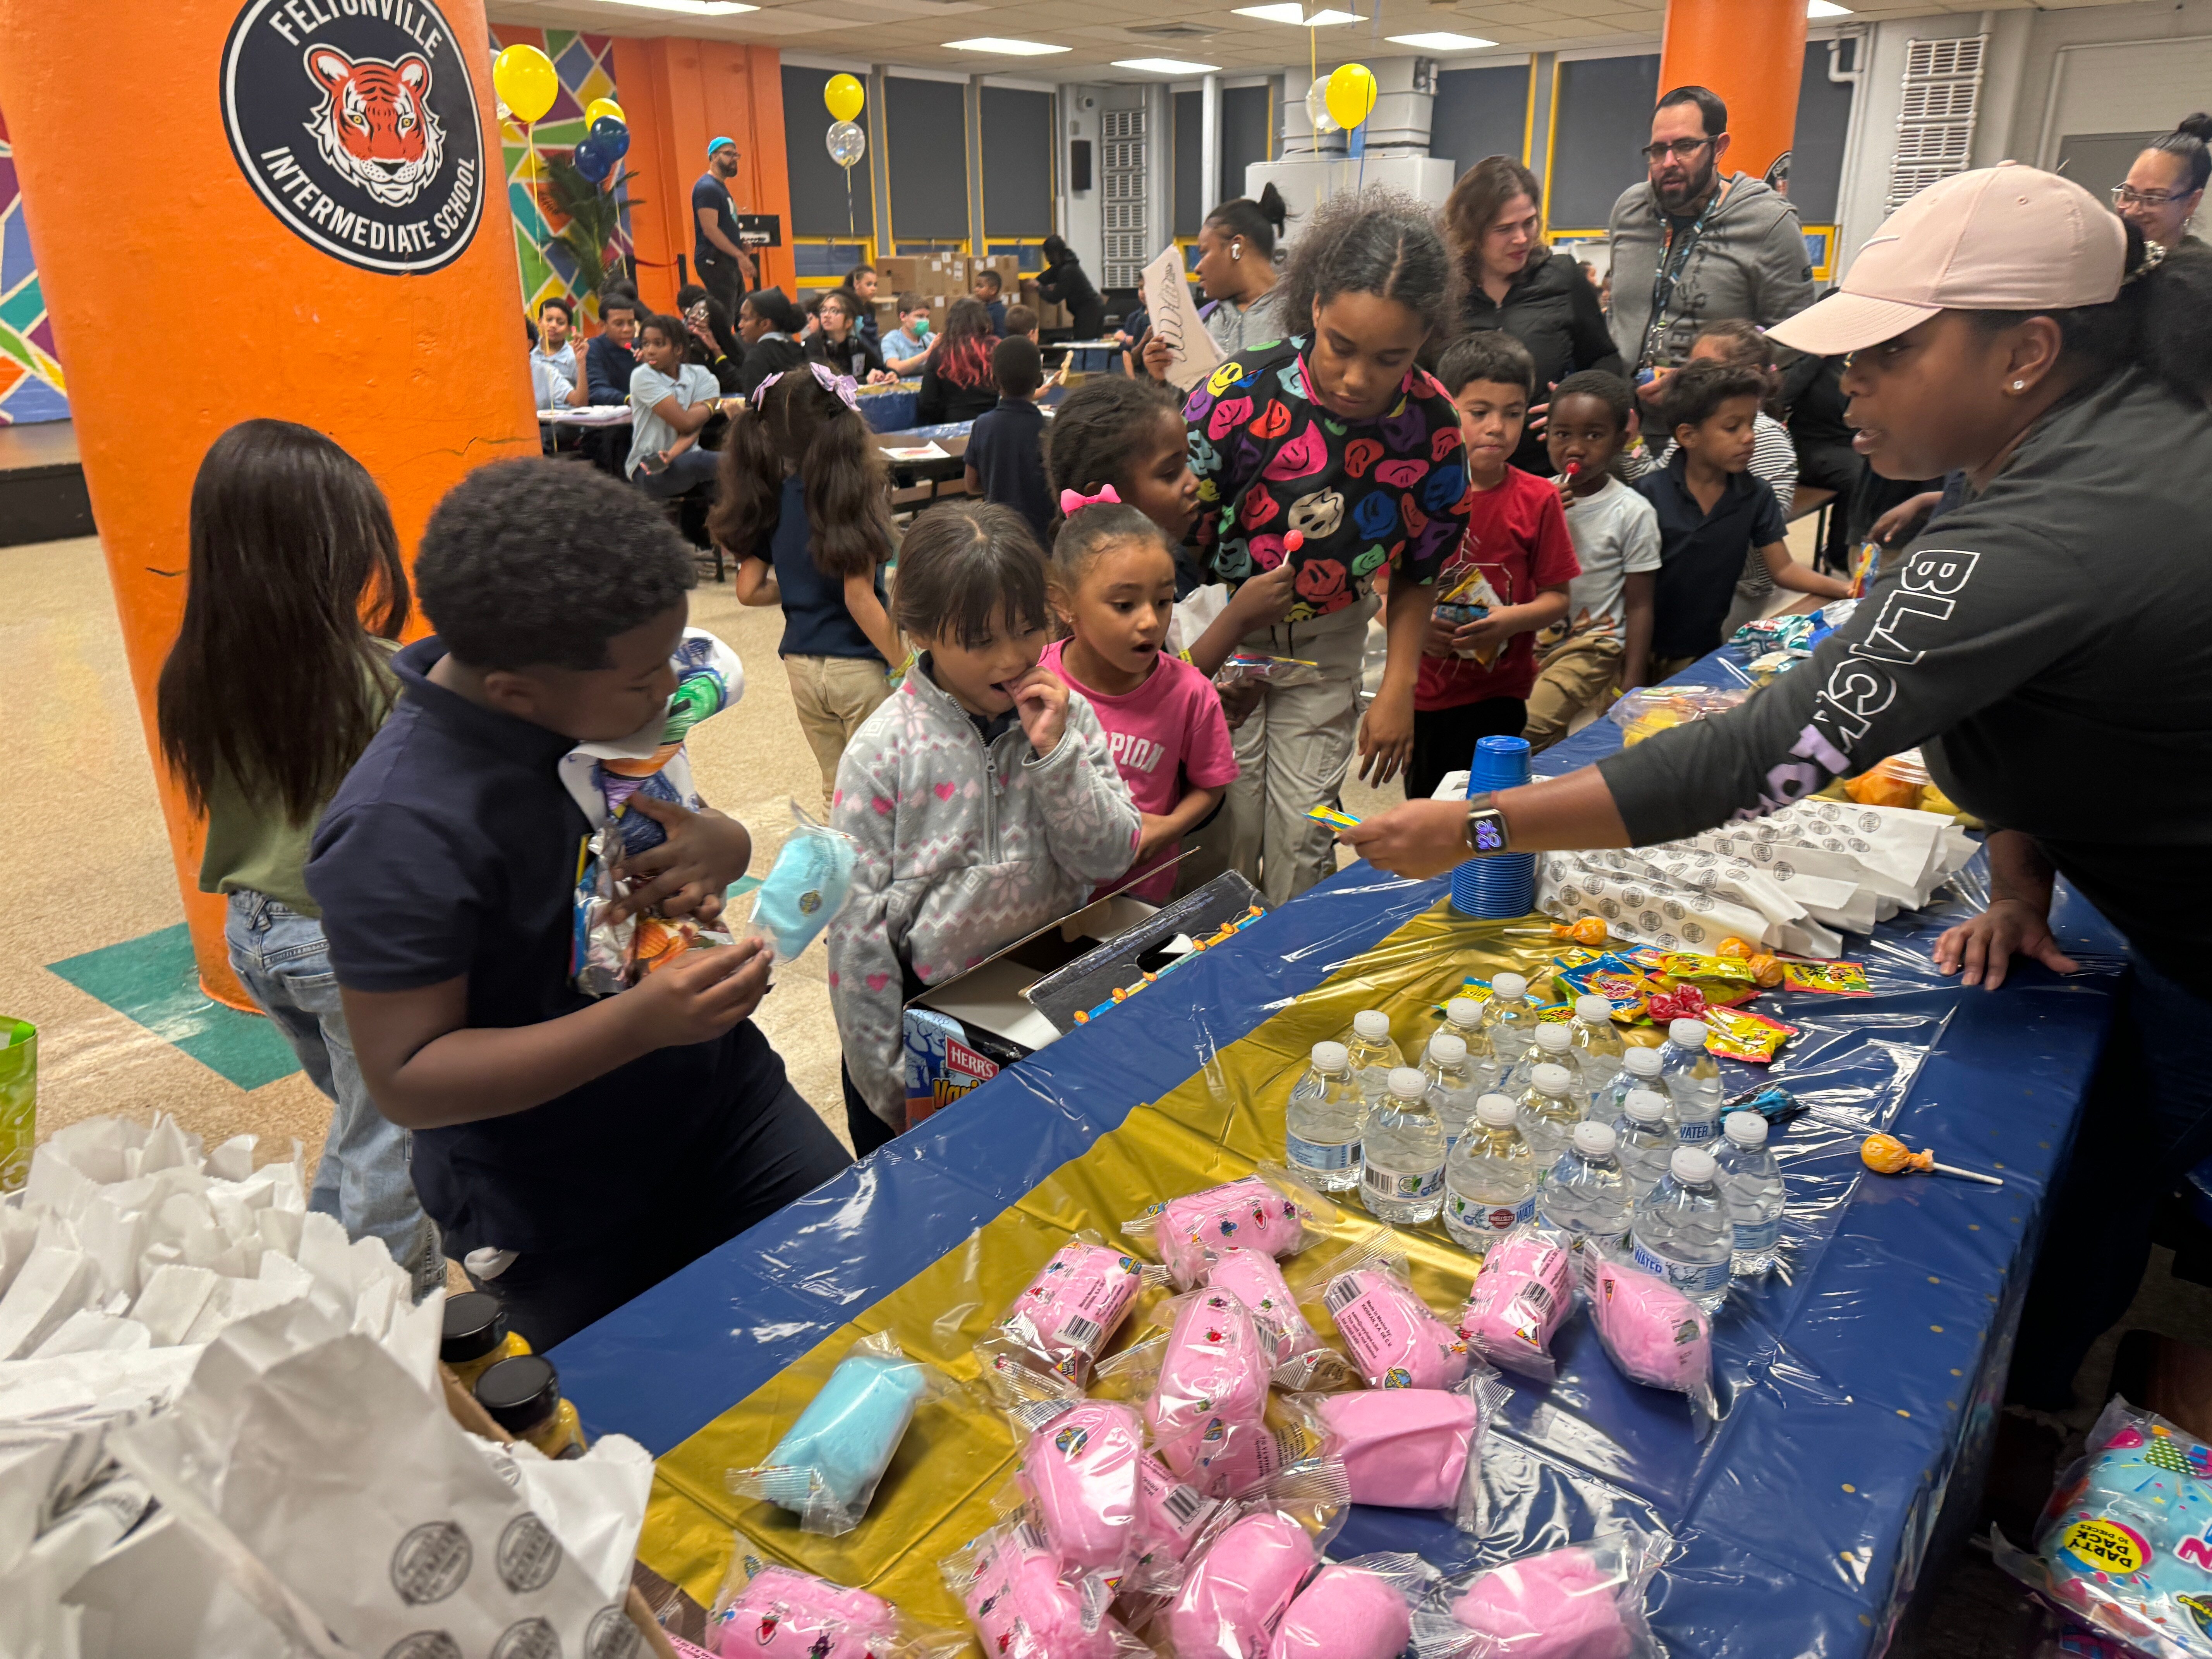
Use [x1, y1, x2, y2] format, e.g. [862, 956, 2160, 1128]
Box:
[693, 137, 757, 322]
[1606, 86, 1813, 384]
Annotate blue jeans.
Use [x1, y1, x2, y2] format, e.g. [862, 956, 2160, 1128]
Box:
[225, 891, 441, 1298]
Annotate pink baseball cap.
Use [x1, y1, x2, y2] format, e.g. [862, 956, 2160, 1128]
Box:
[1768, 163, 2126, 356]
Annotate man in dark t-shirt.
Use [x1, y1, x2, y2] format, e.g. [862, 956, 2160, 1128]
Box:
[693, 137, 754, 320]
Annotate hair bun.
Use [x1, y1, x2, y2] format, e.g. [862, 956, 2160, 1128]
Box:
[2181, 112, 2212, 141]
[1258, 181, 1289, 230]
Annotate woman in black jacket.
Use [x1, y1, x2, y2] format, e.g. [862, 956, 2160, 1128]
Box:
[1444, 155, 1622, 472]
[1036, 235, 1107, 340]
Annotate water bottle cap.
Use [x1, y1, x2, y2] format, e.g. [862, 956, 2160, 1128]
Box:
[1312, 1041, 1349, 1072]
[1670, 1146, 1717, 1185]
[1669, 1018, 1711, 1048]
[1354, 1010, 1391, 1041]
[1534, 1023, 1571, 1053]
[1476, 1094, 1519, 1127]
[1573, 1121, 1617, 1156]
[1492, 973, 1528, 1001]
[1446, 996, 1484, 1028]
[1724, 1109, 1769, 1146]
[1623, 1089, 1668, 1122]
[1624, 1046, 1664, 1075]
[1428, 1033, 1468, 1065]
[1388, 1066, 1427, 1099]
[1575, 995, 1614, 1024]
[1532, 1062, 1572, 1095]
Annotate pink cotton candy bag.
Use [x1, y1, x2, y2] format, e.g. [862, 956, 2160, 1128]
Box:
[983, 1234, 1149, 1387]
[1304, 1381, 1500, 1510]
[1436, 1532, 1667, 1659]
[1267, 1555, 1430, 1659]
[1459, 1226, 1577, 1383]
[1128, 1175, 1312, 1289]
[946, 1521, 1148, 1659]
[1316, 1242, 1472, 1391]
[1146, 1287, 1273, 1444]
[1018, 1401, 1143, 1573]
[1205, 1247, 1339, 1384]
[1132, 1451, 1222, 1579]
[1587, 1252, 1718, 1434]
[1167, 1511, 1318, 1659]
[710, 1537, 965, 1659]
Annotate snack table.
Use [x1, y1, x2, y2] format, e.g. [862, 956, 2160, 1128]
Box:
[555, 651, 2126, 1656]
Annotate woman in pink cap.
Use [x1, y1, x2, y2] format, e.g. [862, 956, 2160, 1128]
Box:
[1335, 163, 2212, 1412]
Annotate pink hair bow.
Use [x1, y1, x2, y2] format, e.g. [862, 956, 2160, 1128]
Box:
[1058, 483, 1121, 515]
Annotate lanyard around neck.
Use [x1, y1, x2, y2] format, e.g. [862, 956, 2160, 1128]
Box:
[1642, 177, 1728, 368]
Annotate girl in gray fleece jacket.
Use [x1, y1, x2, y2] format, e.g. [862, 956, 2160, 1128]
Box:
[828, 503, 1141, 1147]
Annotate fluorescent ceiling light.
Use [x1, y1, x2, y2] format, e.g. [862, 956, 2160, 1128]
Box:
[1386, 30, 1496, 49]
[599, 0, 758, 13]
[946, 36, 1070, 52]
[1806, 0, 1851, 15]
[1113, 57, 1221, 72]
[1233, 4, 1360, 25]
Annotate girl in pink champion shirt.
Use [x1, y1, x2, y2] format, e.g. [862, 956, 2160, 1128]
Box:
[1042, 495, 1240, 902]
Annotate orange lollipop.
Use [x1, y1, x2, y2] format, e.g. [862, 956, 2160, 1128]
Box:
[1861, 1133, 2002, 1185]
[1551, 917, 1609, 946]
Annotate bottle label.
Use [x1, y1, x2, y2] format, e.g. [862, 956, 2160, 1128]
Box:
[1677, 1118, 1716, 1144]
[1362, 1162, 1443, 1206]
[1286, 1132, 1357, 1172]
[1632, 1240, 1730, 1297]
[1733, 1218, 1782, 1252]
[1446, 1192, 1534, 1238]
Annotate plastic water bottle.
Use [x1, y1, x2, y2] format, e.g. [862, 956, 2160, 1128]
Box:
[1571, 996, 1626, 1089]
[1661, 1020, 1723, 1145]
[1344, 1010, 1405, 1103]
[1630, 1146, 1734, 1312]
[1516, 1062, 1584, 1176]
[1361, 1067, 1446, 1226]
[1612, 1089, 1677, 1200]
[1539, 1120, 1632, 1258]
[1286, 1041, 1362, 1192]
[1598, 1044, 1668, 1122]
[1444, 998, 1502, 1096]
[1483, 974, 1537, 1067]
[1443, 1094, 1536, 1250]
[1715, 1111, 1785, 1275]
[1422, 1034, 1483, 1151]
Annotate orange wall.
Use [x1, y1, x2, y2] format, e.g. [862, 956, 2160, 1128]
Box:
[0, 0, 539, 1000]
[1658, 0, 1806, 181]
[612, 37, 792, 312]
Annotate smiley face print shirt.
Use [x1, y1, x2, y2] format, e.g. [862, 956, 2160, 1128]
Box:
[1182, 338, 1473, 623]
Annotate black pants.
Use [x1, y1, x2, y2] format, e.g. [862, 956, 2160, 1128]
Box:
[696, 250, 747, 326]
[469, 1079, 850, 1351]
[1407, 697, 1528, 804]
[1795, 440, 1860, 573]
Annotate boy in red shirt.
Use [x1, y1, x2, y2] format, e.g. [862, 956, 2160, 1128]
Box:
[1405, 332, 1579, 800]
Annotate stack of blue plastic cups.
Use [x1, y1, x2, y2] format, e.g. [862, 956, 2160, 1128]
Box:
[1450, 735, 1536, 919]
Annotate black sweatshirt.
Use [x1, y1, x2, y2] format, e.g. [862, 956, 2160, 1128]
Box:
[1598, 368, 2212, 996]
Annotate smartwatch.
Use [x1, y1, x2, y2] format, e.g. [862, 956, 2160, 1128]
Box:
[1463, 792, 1512, 857]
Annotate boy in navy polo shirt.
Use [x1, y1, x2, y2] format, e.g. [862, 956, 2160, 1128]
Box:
[963, 336, 1053, 546]
[306, 460, 850, 1348]
[1635, 361, 1851, 678]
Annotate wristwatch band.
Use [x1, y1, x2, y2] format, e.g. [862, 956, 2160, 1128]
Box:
[1463, 792, 1511, 857]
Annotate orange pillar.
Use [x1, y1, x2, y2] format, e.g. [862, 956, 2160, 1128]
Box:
[0, 0, 538, 1006]
[1658, 0, 1807, 184]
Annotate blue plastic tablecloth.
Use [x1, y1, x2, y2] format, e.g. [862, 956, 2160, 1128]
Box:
[558, 653, 2126, 1656]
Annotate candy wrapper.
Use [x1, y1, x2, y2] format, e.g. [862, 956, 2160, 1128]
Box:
[1313, 1238, 1473, 1391]
[1642, 982, 1708, 1025]
[1702, 1004, 1797, 1064]
[1650, 951, 1753, 985]
[1133, 1450, 1226, 1583]
[1992, 1396, 2212, 1659]
[1160, 1459, 1351, 1659]
[727, 1333, 949, 1536]
[979, 1233, 1152, 1390]
[747, 799, 858, 962]
[1096, 1300, 1305, 1501]
[1010, 1399, 1147, 1578]
[1723, 1083, 1805, 1125]
[1782, 958, 1872, 996]
[1268, 1553, 1434, 1659]
[1458, 1225, 1577, 1384]
[1285, 1369, 1506, 1511]
[945, 1519, 1151, 1659]
[1585, 1251, 1717, 1439]
[1605, 685, 1749, 745]
[708, 1535, 965, 1659]
[1302, 803, 1362, 833]
[1205, 1245, 1355, 1391]
[1216, 652, 1329, 689]
[1125, 1171, 1315, 1290]
[1417, 1530, 1669, 1659]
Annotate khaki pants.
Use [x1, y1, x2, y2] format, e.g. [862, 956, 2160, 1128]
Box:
[785, 654, 893, 809]
[1224, 596, 1376, 906]
[1523, 634, 1625, 752]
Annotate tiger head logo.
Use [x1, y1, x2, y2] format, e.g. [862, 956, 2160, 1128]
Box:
[302, 46, 445, 208]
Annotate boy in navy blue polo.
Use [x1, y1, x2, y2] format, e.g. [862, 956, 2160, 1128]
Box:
[963, 336, 1054, 546]
[306, 460, 850, 1348]
[1634, 361, 1851, 678]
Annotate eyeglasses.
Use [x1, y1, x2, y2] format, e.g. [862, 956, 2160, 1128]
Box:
[2112, 184, 2185, 208]
[1641, 137, 1715, 165]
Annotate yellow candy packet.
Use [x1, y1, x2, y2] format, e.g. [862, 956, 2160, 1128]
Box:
[1305, 803, 1362, 831]
[1782, 958, 1872, 996]
[1656, 951, 1756, 984]
[1703, 1004, 1798, 1063]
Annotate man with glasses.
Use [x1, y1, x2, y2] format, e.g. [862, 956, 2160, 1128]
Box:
[1605, 86, 1814, 384]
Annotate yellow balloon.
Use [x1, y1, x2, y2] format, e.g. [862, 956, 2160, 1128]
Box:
[493, 45, 558, 125]
[824, 73, 866, 125]
[1324, 62, 1377, 132]
[584, 97, 627, 130]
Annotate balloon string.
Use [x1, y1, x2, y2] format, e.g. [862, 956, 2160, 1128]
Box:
[845, 163, 856, 244]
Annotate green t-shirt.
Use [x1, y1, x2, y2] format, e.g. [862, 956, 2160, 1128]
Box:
[196, 640, 398, 918]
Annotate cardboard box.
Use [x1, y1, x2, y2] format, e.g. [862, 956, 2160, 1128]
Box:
[878, 255, 922, 294]
[1020, 278, 1071, 332]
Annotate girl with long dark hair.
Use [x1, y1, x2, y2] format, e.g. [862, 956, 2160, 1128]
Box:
[916, 295, 1000, 424]
[155, 419, 439, 1296]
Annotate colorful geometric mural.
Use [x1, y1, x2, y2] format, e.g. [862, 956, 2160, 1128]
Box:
[485, 28, 637, 324]
[0, 104, 69, 425]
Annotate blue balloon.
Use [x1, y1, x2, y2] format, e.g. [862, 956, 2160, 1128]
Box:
[572, 137, 613, 184]
[589, 116, 631, 159]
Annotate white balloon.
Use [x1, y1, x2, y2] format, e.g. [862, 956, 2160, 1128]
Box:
[1304, 79, 1340, 135]
[826, 120, 866, 168]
